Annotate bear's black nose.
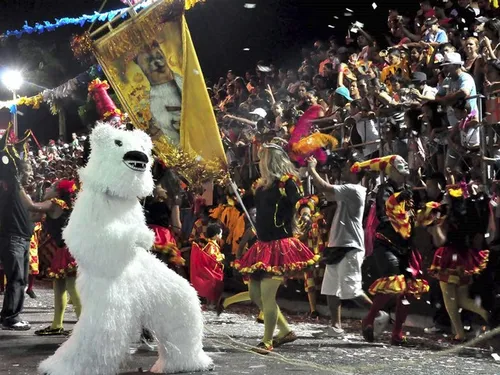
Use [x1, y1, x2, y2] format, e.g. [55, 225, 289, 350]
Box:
[123, 151, 149, 172]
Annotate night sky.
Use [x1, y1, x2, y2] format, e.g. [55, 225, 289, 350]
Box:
[0, 0, 416, 140]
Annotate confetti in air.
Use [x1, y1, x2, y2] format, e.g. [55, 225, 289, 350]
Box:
[244, 3, 256, 8]
[328, 25, 335, 29]
[372, 2, 378, 9]
[243, 48, 250, 51]
[346, 8, 354, 12]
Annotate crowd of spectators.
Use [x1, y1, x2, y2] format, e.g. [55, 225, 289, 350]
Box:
[208, 0, 500, 189]
[24, 133, 86, 201]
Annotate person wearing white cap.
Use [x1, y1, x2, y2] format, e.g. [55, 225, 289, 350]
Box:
[249, 108, 268, 119]
[436, 51, 479, 168]
[436, 52, 478, 126]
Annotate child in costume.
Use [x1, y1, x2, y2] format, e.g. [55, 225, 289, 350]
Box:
[296, 196, 328, 319]
[190, 223, 225, 307]
[35, 180, 82, 336]
[355, 155, 429, 346]
[234, 143, 319, 354]
[427, 184, 490, 342]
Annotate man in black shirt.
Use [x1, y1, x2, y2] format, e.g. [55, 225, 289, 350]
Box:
[0, 160, 33, 330]
[0, 157, 53, 330]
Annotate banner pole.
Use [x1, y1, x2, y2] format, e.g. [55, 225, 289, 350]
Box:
[229, 179, 257, 235]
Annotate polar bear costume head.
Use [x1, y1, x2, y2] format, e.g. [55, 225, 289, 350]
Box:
[80, 123, 155, 199]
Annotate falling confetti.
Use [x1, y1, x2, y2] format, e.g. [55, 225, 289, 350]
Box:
[328, 25, 335, 29]
[402, 299, 410, 305]
[475, 296, 482, 307]
[492, 353, 500, 361]
[346, 7, 354, 12]
[334, 16, 339, 19]
[243, 48, 250, 51]
[344, 12, 352, 17]
[372, 2, 378, 9]
[244, 3, 256, 8]
[452, 254, 458, 262]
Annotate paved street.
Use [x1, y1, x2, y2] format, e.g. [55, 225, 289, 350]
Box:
[1, 282, 500, 375]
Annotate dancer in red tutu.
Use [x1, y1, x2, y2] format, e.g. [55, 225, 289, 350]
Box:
[356, 155, 429, 346]
[35, 180, 82, 336]
[427, 185, 490, 342]
[144, 185, 185, 270]
[234, 143, 319, 354]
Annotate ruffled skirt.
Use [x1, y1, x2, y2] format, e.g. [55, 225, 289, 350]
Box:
[233, 237, 320, 277]
[429, 246, 489, 285]
[47, 241, 77, 279]
[149, 225, 185, 266]
[369, 248, 429, 298]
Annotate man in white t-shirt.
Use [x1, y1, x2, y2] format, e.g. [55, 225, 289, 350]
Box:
[307, 155, 389, 337]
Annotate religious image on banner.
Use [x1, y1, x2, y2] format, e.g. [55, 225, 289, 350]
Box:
[91, 0, 226, 163]
[134, 38, 183, 145]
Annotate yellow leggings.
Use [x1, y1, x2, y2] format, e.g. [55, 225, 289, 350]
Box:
[249, 278, 291, 346]
[440, 282, 489, 339]
[52, 277, 82, 329]
[223, 291, 264, 321]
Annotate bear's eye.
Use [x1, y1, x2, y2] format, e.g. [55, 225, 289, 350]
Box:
[114, 140, 123, 147]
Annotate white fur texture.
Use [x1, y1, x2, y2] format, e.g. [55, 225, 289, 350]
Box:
[38, 123, 212, 375]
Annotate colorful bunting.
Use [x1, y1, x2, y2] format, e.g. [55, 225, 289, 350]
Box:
[0, 65, 102, 114]
[1, 1, 153, 39]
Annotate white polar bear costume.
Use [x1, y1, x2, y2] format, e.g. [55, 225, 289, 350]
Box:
[39, 123, 213, 375]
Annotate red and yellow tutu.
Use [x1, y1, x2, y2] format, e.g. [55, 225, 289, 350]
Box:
[429, 246, 489, 285]
[149, 225, 185, 266]
[234, 237, 320, 277]
[368, 248, 429, 298]
[46, 241, 77, 279]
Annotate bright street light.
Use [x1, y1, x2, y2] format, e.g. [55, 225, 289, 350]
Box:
[1, 70, 23, 92]
[2, 69, 23, 137]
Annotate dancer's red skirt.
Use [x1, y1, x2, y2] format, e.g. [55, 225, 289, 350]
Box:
[47, 241, 77, 279]
[369, 249, 429, 298]
[233, 237, 320, 276]
[149, 225, 185, 266]
[429, 246, 489, 285]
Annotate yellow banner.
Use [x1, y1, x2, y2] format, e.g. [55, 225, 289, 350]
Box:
[92, 0, 226, 164]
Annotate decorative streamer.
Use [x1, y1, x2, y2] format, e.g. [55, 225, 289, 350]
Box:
[1, 1, 153, 39]
[1, 0, 205, 40]
[0, 65, 103, 113]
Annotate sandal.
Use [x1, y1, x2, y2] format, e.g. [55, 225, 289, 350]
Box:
[272, 331, 298, 348]
[251, 342, 273, 355]
[35, 327, 66, 336]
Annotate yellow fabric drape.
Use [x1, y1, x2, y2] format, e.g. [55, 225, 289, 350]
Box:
[180, 17, 227, 164]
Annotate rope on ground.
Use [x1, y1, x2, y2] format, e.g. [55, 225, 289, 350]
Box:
[204, 323, 500, 374]
[205, 326, 353, 374]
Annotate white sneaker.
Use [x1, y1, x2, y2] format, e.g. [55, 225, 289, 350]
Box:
[374, 311, 390, 338]
[324, 326, 345, 338]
